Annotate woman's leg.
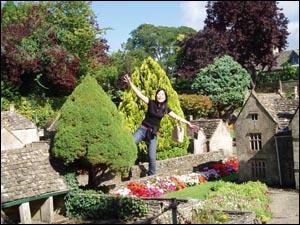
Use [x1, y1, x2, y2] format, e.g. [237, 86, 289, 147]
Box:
[147, 135, 157, 175]
[133, 126, 146, 144]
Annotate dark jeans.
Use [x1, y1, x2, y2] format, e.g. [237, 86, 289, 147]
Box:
[133, 126, 157, 175]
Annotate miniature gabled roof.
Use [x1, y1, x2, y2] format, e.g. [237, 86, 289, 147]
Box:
[257, 49, 299, 71]
[46, 113, 60, 132]
[239, 90, 299, 130]
[273, 49, 299, 70]
[1, 111, 36, 130]
[256, 92, 298, 129]
[192, 119, 223, 140]
[1, 142, 70, 204]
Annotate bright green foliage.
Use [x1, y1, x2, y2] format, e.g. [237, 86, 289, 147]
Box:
[163, 178, 271, 224]
[1, 1, 34, 26]
[118, 57, 189, 163]
[1, 80, 20, 111]
[14, 97, 59, 129]
[53, 75, 137, 184]
[42, 1, 112, 77]
[192, 55, 251, 116]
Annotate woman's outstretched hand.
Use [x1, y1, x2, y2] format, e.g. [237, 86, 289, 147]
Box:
[187, 123, 200, 133]
[123, 74, 131, 84]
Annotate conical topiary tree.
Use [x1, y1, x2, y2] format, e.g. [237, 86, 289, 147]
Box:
[118, 56, 189, 163]
[52, 75, 137, 187]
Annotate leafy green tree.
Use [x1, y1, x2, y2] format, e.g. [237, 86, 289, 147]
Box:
[52, 75, 137, 187]
[1, 1, 110, 97]
[110, 48, 149, 105]
[1, 1, 34, 25]
[44, 1, 111, 76]
[125, 24, 196, 78]
[191, 55, 251, 118]
[118, 57, 189, 163]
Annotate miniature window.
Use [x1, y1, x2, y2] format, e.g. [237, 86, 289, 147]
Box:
[290, 55, 299, 65]
[250, 113, 258, 120]
[249, 133, 262, 150]
[251, 160, 266, 178]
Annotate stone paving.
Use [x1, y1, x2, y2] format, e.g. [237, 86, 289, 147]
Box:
[268, 188, 299, 224]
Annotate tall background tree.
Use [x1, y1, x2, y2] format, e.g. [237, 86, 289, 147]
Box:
[118, 57, 190, 163]
[44, 1, 111, 77]
[53, 75, 137, 187]
[112, 24, 196, 80]
[1, 4, 78, 96]
[176, 1, 289, 90]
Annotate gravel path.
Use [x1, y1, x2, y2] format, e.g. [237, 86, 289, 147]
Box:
[268, 188, 299, 224]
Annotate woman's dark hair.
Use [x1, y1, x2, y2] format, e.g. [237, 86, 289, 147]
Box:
[155, 88, 168, 114]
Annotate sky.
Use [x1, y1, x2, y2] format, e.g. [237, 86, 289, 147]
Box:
[91, 1, 299, 54]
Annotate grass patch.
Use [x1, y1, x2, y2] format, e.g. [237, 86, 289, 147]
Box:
[161, 173, 238, 200]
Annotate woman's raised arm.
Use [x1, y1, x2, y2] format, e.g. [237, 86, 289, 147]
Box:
[168, 111, 200, 132]
[123, 74, 149, 104]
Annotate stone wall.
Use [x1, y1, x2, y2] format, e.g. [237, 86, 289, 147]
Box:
[1, 141, 69, 204]
[97, 150, 226, 190]
[281, 80, 299, 94]
[130, 150, 225, 180]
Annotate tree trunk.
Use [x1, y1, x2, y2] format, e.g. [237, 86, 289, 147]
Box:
[248, 66, 257, 90]
[88, 164, 96, 188]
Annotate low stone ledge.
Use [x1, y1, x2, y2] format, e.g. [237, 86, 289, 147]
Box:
[78, 150, 226, 191]
[130, 150, 225, 180]
[131, 198, 260, 224]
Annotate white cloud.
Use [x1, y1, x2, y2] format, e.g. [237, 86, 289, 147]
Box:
[278, 1, 299, 50]
[180, 1, 207, 31]
[278, 1, 299, 19]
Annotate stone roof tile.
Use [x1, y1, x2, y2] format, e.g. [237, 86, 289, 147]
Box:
[256, 92, 299, 129]
[191, 119, 222, 140]
[1, 111, 36, 130]
[1, 142, 69, 204]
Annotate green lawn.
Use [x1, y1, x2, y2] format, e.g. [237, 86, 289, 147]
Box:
[161, 173, 238, 200]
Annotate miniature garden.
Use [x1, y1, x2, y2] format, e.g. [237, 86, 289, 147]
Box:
[64, 157, 272, 224]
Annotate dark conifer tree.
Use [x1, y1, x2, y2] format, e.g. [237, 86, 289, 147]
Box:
[53, 75, 137, 187]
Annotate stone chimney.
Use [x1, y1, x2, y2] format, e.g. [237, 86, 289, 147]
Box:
[9, 104, 15, 112]
[295, 86, 299, 99]
[272, 47, 279, 55]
